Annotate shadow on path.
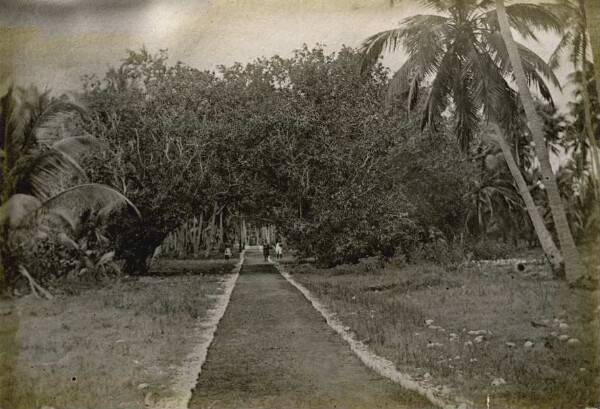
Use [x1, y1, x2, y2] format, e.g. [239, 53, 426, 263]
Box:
[188, 250, 433, 409]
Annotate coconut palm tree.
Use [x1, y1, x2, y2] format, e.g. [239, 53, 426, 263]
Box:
[359, 0, 567, 273]
[0, 86, 139, 296]
[546, 0, 599, 199]
[495, 0, 581, 282]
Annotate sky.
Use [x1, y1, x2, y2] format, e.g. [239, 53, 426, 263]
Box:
[0, 0, 572, 108]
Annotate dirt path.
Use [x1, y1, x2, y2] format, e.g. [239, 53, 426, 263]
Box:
[188, 250, 433, 409]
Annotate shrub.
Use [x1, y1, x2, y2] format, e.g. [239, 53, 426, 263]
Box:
[465, 240, 515, 260]
[388, 252, 408, 269]
[20, 236, 75, 283]
[408, 240, 465, 265]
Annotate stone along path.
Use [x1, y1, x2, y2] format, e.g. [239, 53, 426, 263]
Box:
[188, 250, 432, 409]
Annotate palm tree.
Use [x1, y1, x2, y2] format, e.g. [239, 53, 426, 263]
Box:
[360, 0, 566, 273]
[0, 86, 139, 296]
[495, 0, 581, 282]
[465, 159, 527, 243]
[547, 0, 599, 199]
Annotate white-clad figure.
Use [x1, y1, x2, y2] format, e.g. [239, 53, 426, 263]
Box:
[275, 242, 283, 259]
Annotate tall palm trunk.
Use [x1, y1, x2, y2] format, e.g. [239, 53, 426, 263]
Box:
[492, 123, 564, 271]
[579, 59, 600, 198]
[583, 0, 600, 100]
[496, 0, 580, 282]
[578, 0, 600, 200]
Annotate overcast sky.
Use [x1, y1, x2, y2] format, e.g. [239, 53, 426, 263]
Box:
[1, 0, 571, 109]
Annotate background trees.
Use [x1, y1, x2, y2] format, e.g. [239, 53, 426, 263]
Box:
[82, 50, 219, 274]
[359, 0, 597, 281]
[78, 46, 481, 269]
[4, 0, 598, 289]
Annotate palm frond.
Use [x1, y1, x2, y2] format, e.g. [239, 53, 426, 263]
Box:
[407, 75, 422, 112]
[31, 99, 89, 146]
[419, 0, 452, 13]
[359, 14, 449, 75]
[385, 52, 434, 102]
[515, 42, 561, 89]
[476, 0, 497, 12]
[397, 14, 450, 57]
[34, 183, 141, 230]
[0, 193, 42, 228]
[525, 69, 556, 108]
[453, 75, 481, 151]
[9, 148, 88, 199]
[548, 31, 574, 70]
[0, 86, 14, 152]
[482, 3, 563, 41]
[465, 42, 519, 126]
[52, 135, 100, 161]
[569, 30, 583, 67]
[359, 28, 405, 74]
[420, 51, 457, 133]
[482, 31, 560, 104]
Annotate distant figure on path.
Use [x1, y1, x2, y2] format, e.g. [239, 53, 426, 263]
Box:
[262, 242, 271, 262]
[275, 242, 283, 259]
[224, 247, 232, 260]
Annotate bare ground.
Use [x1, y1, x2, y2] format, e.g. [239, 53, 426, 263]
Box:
[189, 250, 433, 409]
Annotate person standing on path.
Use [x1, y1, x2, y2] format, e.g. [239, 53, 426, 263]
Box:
[262, 242, 271, 262]
[275, 242, 283, 259]
[224, 246, 232, 260]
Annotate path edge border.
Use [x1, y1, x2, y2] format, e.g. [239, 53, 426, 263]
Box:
[273, 261, 470, 409]
[152, 251, 246, 409]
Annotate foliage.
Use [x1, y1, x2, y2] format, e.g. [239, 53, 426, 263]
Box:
[81, 47, 480, 269]
[408, 240, 466, 265]
[360, 0, 561, 150]
[0, 86, 137, 294]
[465, 239, 516, 260]
[82, 49, 214, 274]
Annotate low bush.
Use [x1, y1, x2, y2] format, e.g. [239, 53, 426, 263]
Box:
[408, 240, 465, 265]
[465, 240, 516, 260]
[331, 256, 385, 275]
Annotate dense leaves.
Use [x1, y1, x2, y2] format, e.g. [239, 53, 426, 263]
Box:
[81, 47, 479, 268]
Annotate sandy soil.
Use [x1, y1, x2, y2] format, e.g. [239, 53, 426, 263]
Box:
[189, 250, 432, 409]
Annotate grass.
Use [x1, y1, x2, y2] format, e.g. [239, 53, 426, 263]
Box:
[0, 258, 236, 409]
[291, 259, 599, 409]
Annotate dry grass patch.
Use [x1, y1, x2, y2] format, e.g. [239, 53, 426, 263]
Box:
[291, 261, 598, 409]
[0, 258, 236, 409]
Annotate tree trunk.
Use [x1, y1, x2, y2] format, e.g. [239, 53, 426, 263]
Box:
[583, 0, 600, 101]
[121, 238, 163, 276]
[241, 219, 247, 251]
[177, 222, 186, 258]
[204, 202, 218, 258]
[193, 212, 203, 256]
[578, 0, 600, 200]
[492, 123, 564, 271]
[496, 0, 580, 282]
[218, 209, 224, 250]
